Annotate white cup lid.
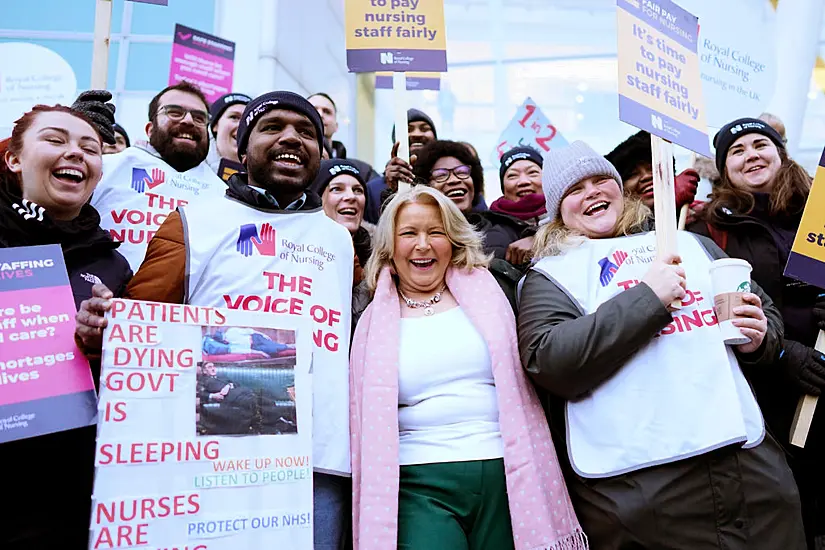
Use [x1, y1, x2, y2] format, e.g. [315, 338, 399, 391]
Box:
[709, 258, 752, 271]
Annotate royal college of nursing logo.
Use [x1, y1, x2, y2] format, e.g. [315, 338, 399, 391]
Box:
[598, 250, 628, 287]
[236, 223, 277, 257]
[131, 167, 166, 193]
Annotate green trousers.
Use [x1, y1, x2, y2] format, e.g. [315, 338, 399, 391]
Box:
[397, 458, 515, 550]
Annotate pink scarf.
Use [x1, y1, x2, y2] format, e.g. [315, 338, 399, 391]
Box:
[350, 266, 588, 550]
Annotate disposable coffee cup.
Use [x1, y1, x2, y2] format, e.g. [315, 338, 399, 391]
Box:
[709, 258, 753, 346]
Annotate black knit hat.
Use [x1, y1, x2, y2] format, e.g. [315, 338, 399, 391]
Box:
[391, 108, 437, 142]
[209, 92, 251, 136]
[605, 130, 651, 184]
[310, 159, 367, 207]
[499, 146, 543, 189]
[112, 123, 130, 148]
[713, 117, 785, 176]
[236, 91, 325, 157]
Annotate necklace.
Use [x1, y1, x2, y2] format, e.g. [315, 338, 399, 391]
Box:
[398, 285, 447, 316]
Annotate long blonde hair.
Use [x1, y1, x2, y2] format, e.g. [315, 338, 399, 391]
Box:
[532, 196, 650, 259]
[364, 186, 491, 293]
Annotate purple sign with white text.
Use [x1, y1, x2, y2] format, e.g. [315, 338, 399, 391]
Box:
[168, 24, 235, 104]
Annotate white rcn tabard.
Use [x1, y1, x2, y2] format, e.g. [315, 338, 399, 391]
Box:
[180, 195, 354, 475]
[92, 145, 225, 270]
[533, 231, 764, 478]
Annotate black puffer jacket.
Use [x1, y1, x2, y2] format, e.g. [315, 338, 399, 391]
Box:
[467, 210, 535, 263]
[0, 180, 132, 549]
[688, 196, 823, 449]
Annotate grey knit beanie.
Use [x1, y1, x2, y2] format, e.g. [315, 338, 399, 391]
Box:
[541, 140, 623, 223]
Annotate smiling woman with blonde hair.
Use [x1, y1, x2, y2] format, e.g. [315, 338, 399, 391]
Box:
[350, 185, 587, 550]
[519, 140, 805, 549]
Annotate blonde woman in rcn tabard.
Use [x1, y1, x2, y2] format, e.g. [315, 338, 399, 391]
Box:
[350, 186, 587, 550]
[517, 140, 806, 549]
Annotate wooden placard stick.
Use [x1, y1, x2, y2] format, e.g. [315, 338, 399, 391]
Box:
[392, 72, 411, 193]
[91, 0, 113, 89]
[652, 134, 680, 309]
[790, 330, 825, 447]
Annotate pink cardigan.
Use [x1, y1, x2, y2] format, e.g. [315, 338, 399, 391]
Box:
[350, 266, 588, 550]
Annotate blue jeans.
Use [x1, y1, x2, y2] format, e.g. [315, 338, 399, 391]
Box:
[314, 473, 350, 550]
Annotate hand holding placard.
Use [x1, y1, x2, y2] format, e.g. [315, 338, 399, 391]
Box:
[784, 147, 825, 448]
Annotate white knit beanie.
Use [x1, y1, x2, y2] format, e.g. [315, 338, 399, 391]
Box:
[541, 140, 623, 224]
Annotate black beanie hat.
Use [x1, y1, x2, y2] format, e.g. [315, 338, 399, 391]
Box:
[310, 159, 368, 207]
[311, 159, 366, 191]
[605, 130, 652, 184]
[499, 146, 543, 189]
[391, 108, 437, 142]
[713, 117, 785, 176]
[209, 93, 252, 136]
[236, 91, 325, 158]
[112, 123, 130, 148]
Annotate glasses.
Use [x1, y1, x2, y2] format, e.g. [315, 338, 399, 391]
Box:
[158, 105, 210, 127]
[430, 165, 471, 183]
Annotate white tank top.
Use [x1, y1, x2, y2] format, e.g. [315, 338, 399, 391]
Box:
[532, 231, 764, 478]
[92, 145, 225, 270]
[180, 194, 354, 475]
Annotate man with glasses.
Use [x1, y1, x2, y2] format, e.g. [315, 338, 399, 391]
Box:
[91, 81, 225, 270]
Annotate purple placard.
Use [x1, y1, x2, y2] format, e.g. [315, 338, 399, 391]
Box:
[0, 244, 97, 443]
[0, 243, 69, 292]
[618, 95, 711, 156]
[785, 252, 825, 290]
[168, 24, 235, 104]
[375, 74, 441, 91]
[347, 49, 447, 73]
[128, 0, 168, 5]
[617, 0, 697, 50]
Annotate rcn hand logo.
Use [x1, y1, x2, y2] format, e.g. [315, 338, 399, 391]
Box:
[236, 223, 277, 257]
[131, 168, 166, 193]
[598, 250, 628, 287]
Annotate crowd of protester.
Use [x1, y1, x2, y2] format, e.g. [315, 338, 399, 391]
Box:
[0, 75, 823, 550]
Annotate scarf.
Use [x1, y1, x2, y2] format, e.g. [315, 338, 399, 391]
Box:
[0, 176, 118, 259]
[350, 266, 588, 550]
[490, 193, 547, 222]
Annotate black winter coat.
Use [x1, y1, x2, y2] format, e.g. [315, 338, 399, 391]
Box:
[467, 210, 535, 263]
[688, 197, 823, 449]
[0, 184, 132, 549]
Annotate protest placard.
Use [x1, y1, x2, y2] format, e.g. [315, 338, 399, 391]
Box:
[490, 97, 568, 167]
[345, 0, 448, 73]
[217, 158, 245, 183]
[376, 71, 441, 90]
[168, 24, 235, 103]
[90, 300, 313, 549]
[784, 147, 825, 448]
[616, 0, 710, 156]
[679, 0, 775, 128]
[0, 245, 96, 444]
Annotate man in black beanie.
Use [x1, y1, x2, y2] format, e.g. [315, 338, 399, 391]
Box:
[77, 91, 356, 550]
[606, 130, 700, 212]
[102, 123, 131, 155]
[364, 108, 437, 223]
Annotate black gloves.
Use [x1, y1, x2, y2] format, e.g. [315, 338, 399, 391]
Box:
[781, 339, 825, 395]
[72, 90, 117, 145]
[814, 293, 825, 332]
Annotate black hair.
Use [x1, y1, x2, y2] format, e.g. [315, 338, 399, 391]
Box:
[412, 140, 485, 206]
[309, 92, 337, 113]
[148, 81, 210, 122]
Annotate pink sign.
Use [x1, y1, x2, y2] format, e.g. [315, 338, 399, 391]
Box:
[0, 244, 97, 443]
[168, 24, 235, 104]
